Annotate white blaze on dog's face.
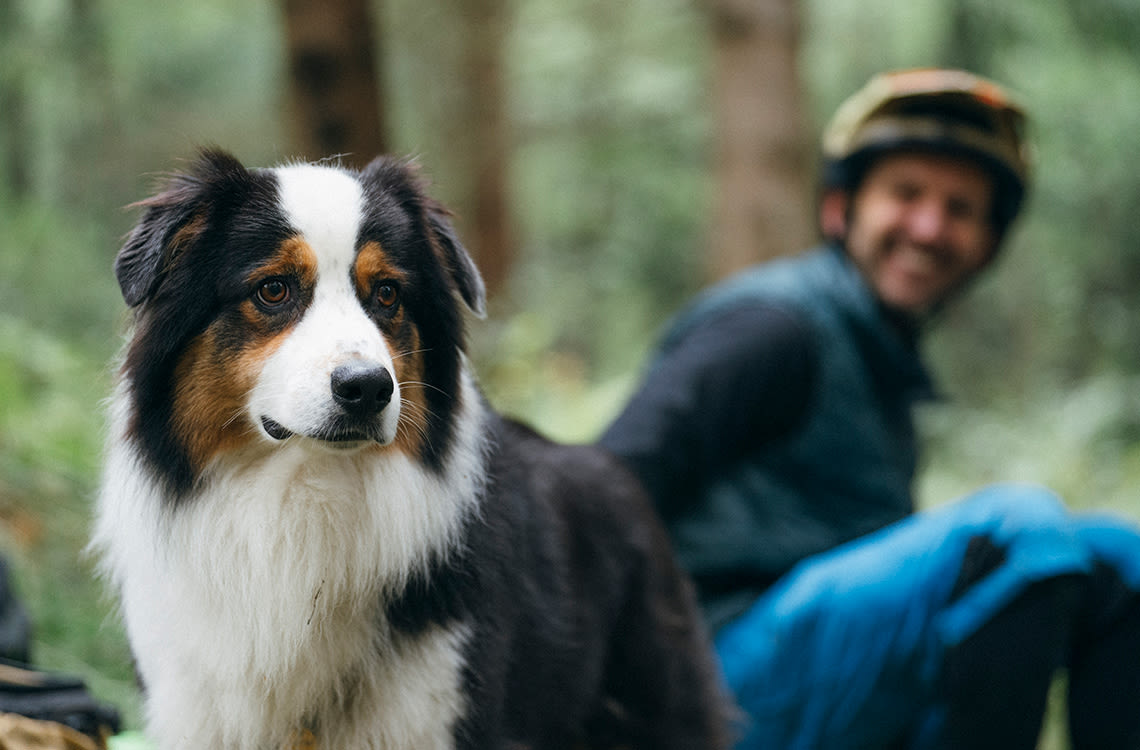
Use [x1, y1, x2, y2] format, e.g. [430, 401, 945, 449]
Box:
[249, 164, 401, 451]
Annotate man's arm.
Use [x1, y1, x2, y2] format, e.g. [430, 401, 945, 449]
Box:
[598, 303, 819, 518]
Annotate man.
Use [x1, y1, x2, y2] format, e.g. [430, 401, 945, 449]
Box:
[600, 69, 1140, 749]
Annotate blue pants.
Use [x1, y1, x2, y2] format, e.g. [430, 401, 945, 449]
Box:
[714, 485, 1140, 750]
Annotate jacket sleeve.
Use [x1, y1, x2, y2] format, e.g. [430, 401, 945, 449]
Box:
[598, 302, 819, 519]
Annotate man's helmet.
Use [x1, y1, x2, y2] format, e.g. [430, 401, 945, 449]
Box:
[820, 68, 1031, 235]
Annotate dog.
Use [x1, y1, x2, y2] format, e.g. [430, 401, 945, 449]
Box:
[92, 149, 729, 750]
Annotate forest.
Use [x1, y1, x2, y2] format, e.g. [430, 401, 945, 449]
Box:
[2, 0, 1140, 746]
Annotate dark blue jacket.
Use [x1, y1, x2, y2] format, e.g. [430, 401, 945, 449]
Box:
[601, 245, 937, 631]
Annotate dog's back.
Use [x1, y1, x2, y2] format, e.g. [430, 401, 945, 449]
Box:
[453, 415, 730, 748]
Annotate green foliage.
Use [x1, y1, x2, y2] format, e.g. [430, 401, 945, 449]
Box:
[0, 316, 141, 726]
[0, 201, 124, 355]
[1, 0, 1140, 744]
[918, 371, 1140, 514]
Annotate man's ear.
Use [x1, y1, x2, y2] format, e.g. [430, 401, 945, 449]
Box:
[819, 189, 850, 241]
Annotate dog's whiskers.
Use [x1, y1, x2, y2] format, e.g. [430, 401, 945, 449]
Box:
[399, 379, 450, 399]
[392, 347, 432, 362]
[396, 398, 435, 443]
[221, 406, 249, 431]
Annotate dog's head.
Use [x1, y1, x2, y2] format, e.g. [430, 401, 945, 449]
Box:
[116, 149, 486, 496]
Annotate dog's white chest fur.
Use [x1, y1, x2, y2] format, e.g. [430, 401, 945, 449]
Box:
[94, 379, 486, 749]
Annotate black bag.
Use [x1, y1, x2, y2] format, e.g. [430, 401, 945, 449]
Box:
[0, 661, 121, 744]
[0, 559, 120, 747]
[0, 558, 30, 666]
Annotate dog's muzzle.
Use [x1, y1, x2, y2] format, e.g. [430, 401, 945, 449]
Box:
[260, 359, 396, 445]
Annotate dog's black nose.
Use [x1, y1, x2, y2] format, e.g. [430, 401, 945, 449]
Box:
[331, 361, 394, 417]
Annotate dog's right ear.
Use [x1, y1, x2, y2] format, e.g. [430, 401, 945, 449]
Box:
[116, 149, 248, 307]
[425, 203, 487, 318]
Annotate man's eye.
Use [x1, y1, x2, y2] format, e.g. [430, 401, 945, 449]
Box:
[256, 279, 290, 307]
[375, 282, 399, 308]
[891, 182, 921, 202]
[947, 198, 984, 222]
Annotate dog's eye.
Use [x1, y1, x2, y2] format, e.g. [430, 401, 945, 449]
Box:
[256, 279, 290, 307]
[375, 282, 399, 309]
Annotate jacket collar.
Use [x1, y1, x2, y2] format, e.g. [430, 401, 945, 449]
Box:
[824, 244, 940, 403]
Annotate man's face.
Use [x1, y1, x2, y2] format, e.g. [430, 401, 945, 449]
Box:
[831, 151, 998, 317]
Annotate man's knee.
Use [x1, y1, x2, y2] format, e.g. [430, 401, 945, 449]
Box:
[959, 483, 1068, 531]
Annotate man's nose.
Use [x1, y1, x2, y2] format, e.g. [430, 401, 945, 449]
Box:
[907, 201, 949, 243]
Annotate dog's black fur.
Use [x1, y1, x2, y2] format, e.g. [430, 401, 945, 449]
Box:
[413, 417, 729, 748]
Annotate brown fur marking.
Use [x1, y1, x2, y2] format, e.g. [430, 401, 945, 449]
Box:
[170, 237, 318, 472]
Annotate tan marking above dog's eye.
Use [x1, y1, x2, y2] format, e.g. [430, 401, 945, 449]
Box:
[375, 282, 399, 308]
[257, 279, 290, 307]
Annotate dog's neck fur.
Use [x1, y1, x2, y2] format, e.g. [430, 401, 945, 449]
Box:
[93, 365, 488, 749]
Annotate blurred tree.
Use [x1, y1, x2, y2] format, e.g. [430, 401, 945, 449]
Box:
[65, 0, 122, 209]
[944, 0, 1000, 73]
[0, 0, 30, 198]
[702, 0, 814, 280]
[439, 0, 513, 299]
[281, 0, 388, 166]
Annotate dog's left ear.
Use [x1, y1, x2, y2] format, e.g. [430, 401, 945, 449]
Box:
[425, 202, 487, 318]
[116, 177, 205, 308]
[117, 149, 250, 307]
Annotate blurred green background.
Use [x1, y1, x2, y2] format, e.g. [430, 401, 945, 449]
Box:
[2, 0, 1139, 745]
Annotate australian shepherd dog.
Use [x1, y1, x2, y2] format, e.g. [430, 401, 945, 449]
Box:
[92, 149, 728, 750]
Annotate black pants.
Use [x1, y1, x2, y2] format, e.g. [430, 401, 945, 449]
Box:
[939, 540, 1140, 750]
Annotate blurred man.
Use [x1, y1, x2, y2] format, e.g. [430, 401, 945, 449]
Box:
[600, 69, 1140, 749]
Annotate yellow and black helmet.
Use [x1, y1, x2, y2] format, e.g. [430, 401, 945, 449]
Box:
[821, 68, 1031, 233]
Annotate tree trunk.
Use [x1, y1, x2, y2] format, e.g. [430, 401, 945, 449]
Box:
[704, 0, 813, 281]
[0, 0, 30, 197]
[944, 0, 994, 72]
[281, 0, 387, 167]
[445, 0, 513, 299]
